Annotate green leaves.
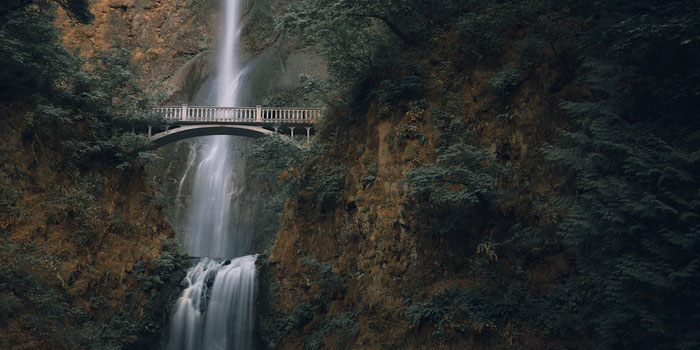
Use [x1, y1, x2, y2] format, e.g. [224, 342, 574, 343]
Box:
[0, 2, 76, 104]
[401, 143, 506, 236]
[1, 2, 159, 169]
[277, 0, 480, 87]
[544, 104, 700, 348]
[456, 9, 504, 63]
[304, 312, 357, 350]
[374, 74, 424, 108]
[404, 144, 505, 210]
[488, 66, 522, 95]
[307, 165, 346, 214]
[404, 285, 501, 341]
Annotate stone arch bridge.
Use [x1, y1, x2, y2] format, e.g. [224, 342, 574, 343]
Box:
[148, 105, 320, 149]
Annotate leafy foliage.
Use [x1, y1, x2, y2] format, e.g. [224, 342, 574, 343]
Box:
[0, 2, 77, 103]
[403, 143, 506, 234]
[255, 254, 352, 349]
[304, 312, 358, 350]
[258, 301, 313, 349]
[266, 0, 700, 348]
[455, 8, 504, 63]
[306, 165, 346, 214]
[0, 183, 24, 221]
[373, 73, 424, 111]
[0, 2, 161, 169]
[52, 47, 161, 168]
[247, 135, 345, 218]
[577, 0, 700, 119]
[405, 286, 500, 341]
[276, 0, 486, 104]
[488, 66, 522, 95]
[543, 116, 700, 348]
[300, 256, 347, 306]
[403, 224, 586, 345]
[244, 134, 317, 248]
[0, 234, 187, 349]
[535, 1, 700, 347]
[404, 143, 505, 207]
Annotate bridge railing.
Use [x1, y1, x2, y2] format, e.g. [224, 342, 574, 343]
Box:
[156, 105, 321, 124]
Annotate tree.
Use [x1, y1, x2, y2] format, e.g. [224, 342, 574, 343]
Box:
[0, 0, 159, 168]
[0, 0, 93, 23]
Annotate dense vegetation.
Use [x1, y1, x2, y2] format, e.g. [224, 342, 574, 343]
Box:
[0, 1, 186, 349]
[2, 0, 698, 348]
[0, 0, 164, 168]
[254, 0, 700, 348]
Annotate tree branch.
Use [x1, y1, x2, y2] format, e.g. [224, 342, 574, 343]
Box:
[346, 12, 412, 45]
[0, 0, 34, 17]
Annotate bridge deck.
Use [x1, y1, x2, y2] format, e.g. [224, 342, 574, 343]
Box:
[156, 105, 320, 125]
[148, 105, 320, 147]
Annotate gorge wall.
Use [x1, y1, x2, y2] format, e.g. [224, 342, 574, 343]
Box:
[2, 0, 696, 349]
[251, 1, 700, 349]
[1, 0, 214, 348]
[56, 0, 326, 104]
[0, 1, 200, 348]
[0, 113, 187, 349]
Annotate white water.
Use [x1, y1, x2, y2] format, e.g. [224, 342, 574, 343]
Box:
[168, 0, 257, 349]
[168, 257, 256, 350]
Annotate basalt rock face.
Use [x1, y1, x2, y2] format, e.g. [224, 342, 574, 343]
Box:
[0, 2, 208, 349]
[0, 111, 189, 349]
[252, 7, 581, 350]
[254, 1, 700, 348]
[56, 0, 326, 104]
[56, 0, 218, 103]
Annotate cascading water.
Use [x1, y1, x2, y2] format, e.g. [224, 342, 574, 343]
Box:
[167, 0, 257, 349]
[168, 257, 256, 350]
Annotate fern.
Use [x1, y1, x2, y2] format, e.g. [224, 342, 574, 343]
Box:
[404, 143, 505, 208]
[402, 143, 506, 235]
[404, 285, 503, 341]
[544, 115, 700, 348]
[303, 312, 358, 350]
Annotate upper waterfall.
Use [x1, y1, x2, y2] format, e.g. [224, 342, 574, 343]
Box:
[217, 0, 243, 107]
[181, 0, 246, 258]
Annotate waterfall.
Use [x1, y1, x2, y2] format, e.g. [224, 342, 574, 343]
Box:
[168, 257, 256, 350]
[167, 0, 257, 349]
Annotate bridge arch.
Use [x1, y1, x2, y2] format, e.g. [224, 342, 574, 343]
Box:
[148, 124, 273, 149]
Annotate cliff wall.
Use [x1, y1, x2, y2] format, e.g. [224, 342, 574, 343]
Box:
[252, 1, 700, 349]
[0, 1, 201, 348]
[0, 111, 188, 349]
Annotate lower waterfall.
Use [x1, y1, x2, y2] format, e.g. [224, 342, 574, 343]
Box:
[167, 256, 257, 350]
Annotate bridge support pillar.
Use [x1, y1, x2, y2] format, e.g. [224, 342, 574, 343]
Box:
[148, 126, 152, 138]
[305, 127, 311, 144]
[290, 127, 296, 138]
